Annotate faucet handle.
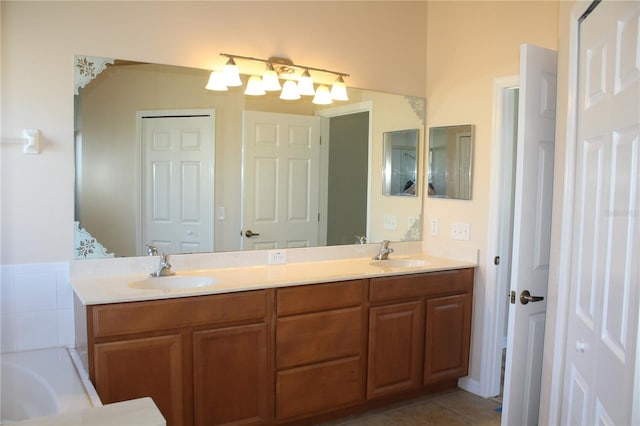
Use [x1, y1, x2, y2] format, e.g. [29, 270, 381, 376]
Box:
[146, 245, 159, 256]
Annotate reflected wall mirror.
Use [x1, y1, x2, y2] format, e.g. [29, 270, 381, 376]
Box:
[74, 56, 425, 258]
[428, 124, 474, 200]
[383, 129, 419, 197]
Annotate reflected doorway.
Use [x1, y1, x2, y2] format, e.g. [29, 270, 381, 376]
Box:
[326, 112, 369, 245]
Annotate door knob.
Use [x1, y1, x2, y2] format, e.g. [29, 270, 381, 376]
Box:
[520, 290, 544, 305]
[244, 230, 260, 238]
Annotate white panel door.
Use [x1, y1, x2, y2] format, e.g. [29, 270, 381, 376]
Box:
[502, 44, 557, 426]
[142, 115, 214, 254]
[242, 111, 320, 250]
[562, 1, 639, 424]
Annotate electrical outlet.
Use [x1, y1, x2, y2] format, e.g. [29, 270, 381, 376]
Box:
[451, 222, 471, 241]
[430, 219, 439, 236]
[383, 214, 397, 230]
[268, 250, 286, 265]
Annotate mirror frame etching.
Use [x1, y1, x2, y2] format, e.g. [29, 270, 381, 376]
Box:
[383, 129, 419, 197]
[428, 124, 474, 200]
[73, 55, 426, 258]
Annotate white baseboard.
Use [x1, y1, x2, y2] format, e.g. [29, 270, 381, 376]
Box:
[458, 376, 482, 396]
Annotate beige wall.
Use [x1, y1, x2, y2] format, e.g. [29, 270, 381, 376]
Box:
[0, 1, 427, 264]
[425, 1, 559, 384]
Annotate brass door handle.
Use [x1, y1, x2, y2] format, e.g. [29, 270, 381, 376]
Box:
[244, 230, 260, 238]
[520, 290, 544, 305]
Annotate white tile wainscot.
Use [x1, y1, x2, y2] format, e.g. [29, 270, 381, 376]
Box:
[1, 262, 75, 352]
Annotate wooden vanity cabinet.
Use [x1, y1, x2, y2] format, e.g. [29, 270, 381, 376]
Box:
[274, 280, 368, 423]
[85, 289, 273, 426]
[367, 268, 474, 400]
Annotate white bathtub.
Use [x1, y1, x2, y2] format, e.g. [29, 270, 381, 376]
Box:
[0, 347, 98, 424]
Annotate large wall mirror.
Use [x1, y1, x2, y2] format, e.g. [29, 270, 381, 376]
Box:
[74, 56, 425, 258]
[428, 124, 474, 200]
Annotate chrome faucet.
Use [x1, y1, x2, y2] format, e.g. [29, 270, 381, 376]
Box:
[146, 244, 159, 256]
[372, 240, 394, 260]
[150, 253, 175, 277]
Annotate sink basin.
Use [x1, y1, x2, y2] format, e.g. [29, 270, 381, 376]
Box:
[369, 258, 429, 268]
[129, 275, 217, 290]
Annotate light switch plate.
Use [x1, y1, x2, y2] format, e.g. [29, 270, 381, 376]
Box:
[430, 219, 439, 236]
[383, 214, 397, 230]
[451, 222, 471, 240]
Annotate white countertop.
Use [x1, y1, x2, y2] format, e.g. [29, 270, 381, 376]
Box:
[72, 250, 477, 305]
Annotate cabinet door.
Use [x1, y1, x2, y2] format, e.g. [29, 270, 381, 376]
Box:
[367, 301, 424, 399]
[424, 293, 472, 384]
[193, 323, 269, 426]
[94, 334, 184, 426]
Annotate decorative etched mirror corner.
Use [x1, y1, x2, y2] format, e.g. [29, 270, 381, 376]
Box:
[428, 124, 474, 200]
[73, 55, 426, 259]
[383, 129, 419, 197]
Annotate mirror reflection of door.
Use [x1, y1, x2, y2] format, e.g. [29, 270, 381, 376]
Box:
[141, 111, 215, 255]
[241, 111, 321, 250]
[453, 131, 472, 198]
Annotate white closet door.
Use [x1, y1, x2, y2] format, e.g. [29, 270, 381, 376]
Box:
[562, 1, 639, 424]
[143, 114, 214, 254]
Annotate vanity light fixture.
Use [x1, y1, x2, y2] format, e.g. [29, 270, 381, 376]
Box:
[206, 53, 349, 104]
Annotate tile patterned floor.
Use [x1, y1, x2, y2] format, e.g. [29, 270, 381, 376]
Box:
[320, 389, 502, 426]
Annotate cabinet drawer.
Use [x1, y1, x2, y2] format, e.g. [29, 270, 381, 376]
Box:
[276, 357, 364, 421]
[90, 290, 268, 338]
[370, 268, 474, 303]
[277, 279, 366, 316]
[277, 307, 362, 369]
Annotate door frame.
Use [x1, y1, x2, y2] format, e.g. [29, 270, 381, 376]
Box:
[135, 108, 216, 256]
[315, 102, 373, 245]
[480, 75, 520, 398]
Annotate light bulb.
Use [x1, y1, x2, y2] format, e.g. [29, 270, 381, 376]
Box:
[312, 85, 332, 105]
[330, 76, 349, 101]
[298, 69, 315, 96]
[262, 64, 281, 91]
[244, 75, 265, 96]
[223, 57, 242, 87]
[205, 71, 228, 91]
[280, 80, 301, 100]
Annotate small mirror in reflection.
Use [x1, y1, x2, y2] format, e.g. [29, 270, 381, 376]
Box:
[383, 129, 419, 197]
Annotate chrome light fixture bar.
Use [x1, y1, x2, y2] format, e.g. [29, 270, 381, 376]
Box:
[206, 53, 350, 103]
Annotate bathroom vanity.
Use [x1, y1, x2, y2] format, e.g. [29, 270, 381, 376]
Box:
[73, 254, 475, 426]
